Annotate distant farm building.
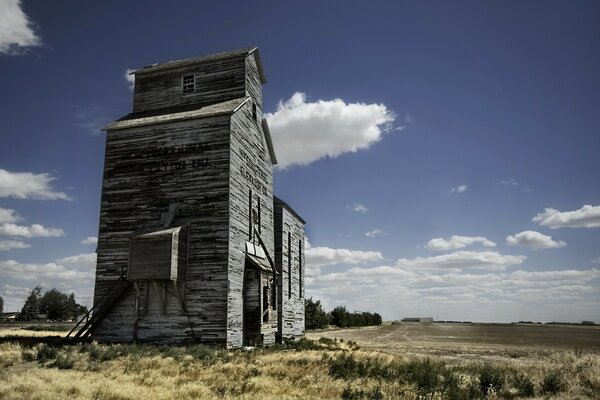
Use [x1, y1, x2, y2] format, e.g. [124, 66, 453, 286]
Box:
[68, 48, 306, 347]
[402, 317, 434, 323]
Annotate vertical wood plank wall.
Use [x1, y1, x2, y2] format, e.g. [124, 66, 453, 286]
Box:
[92, 49, 303, 346]
[274, 204, 306, 339]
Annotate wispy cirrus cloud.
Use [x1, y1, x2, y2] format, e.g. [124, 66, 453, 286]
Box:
[533, 205, 600, 229]
[365, 229, 383, 238]
[450, 184, 467, 194]
[0, 169, 71, 200]
[348, 203, 368, 213]
[266, 92, 396, 168]
[0, 0, 41, 55]
[506, 230, 566, 250]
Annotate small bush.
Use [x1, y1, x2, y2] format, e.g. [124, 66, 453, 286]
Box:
[404, 358, 442, 394]
[541, 370, 565, 394]
[441, 369, 469, 400]
[512, 372, 535, 397]
[36, 343, 59, 362]
[51, 353, 75, 369]
[329, 353, 364, 380]
[479, 363, 504, 395]
[341, 385, 384, 400]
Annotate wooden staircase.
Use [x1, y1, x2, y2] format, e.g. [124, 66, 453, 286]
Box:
[64, 278, 131, 343]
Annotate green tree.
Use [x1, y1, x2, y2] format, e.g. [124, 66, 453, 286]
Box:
[330, 306, 349, 328]
[39, 288, 69, 320]
[305, 297, 329, 329]
[19, 286, 42, 321]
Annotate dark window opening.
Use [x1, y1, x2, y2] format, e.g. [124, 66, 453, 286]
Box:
[272, 277, 277, 310]
[263, 285, 269, 322]
[182, 75, 195, 94]
[287, 232, 291, 299]
[248, 189, 253, 240]
[252, 102, 257, 122]
[299, 239, 303, 298]
[257, 198, 261, 234]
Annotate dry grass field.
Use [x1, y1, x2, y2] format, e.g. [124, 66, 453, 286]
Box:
[0, 322, 598, 399]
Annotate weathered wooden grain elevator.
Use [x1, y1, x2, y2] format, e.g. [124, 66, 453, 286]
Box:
[74, 48, 305, 347]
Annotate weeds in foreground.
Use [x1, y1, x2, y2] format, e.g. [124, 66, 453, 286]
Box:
[0, 338, 597, 399]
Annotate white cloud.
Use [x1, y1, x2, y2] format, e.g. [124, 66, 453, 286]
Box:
[365, 229, 383, 238]
[0, 258, 95, 282]
[426, 235, 496, 251]
[0, 207, 21, 223]
[305, 241, 384, 277]
[533, 205, 600, 229]
[0, 168, 71, 200]
[395, 250, 525, 271]
[266, 92, 396, 168]
[125, 69, 135, 90]
[81, 236, 98, 245]
[348, 203, 368, 213]
[500, 179, 518, 186]
[0, 253, 96, 311]
[55, 253, 96, 269]
[0, 239, 30, 251]
[506, 230, 566, 250]
[0, 223, 64, 238]
[0, 0, 41, 55]
[450, 184, 467, 193]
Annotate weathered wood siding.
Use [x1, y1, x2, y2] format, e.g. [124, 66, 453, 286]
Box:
[274, 204, 305, 339]
[92, 114, 232, 344]
[227, 64, 274, 347]
[133, 56, 247, 114]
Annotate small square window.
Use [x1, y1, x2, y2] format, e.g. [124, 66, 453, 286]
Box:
[182, 75, 195, 94]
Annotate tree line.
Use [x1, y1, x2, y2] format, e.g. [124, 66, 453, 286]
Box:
[15, 286, 88, 321]
[305, 297, 382, 329]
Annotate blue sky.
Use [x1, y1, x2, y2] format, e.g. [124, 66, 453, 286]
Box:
[1, 0, 599, 322]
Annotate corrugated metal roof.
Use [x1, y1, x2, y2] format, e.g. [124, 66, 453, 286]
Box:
[103, 97, 250, 131]
[131, 47, 267, 84]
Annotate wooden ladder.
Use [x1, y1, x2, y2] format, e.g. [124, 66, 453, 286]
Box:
[64, 278, 131, 343]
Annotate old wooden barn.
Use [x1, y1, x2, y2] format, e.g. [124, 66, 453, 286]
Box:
[71, 48, 305, 347]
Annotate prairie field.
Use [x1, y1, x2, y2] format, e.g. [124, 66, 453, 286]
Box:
[0, 322, 599, 399]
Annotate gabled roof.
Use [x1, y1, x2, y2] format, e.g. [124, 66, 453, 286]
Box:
[131, 47, 267, 84]
[274, 196, 306, 224]
[103, 97, 250, 131]
[261, 119, 277, 166]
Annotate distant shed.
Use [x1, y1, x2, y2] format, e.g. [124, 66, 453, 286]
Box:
[402, 317, 434, 323]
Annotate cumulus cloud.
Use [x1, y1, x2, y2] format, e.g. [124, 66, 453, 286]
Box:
[0, 239, 30, 251]
[395, 250, 525, 272]
[0, 169, 71, 200]
[81, 236, 98, 245]
[0, 223, 64, 238]
[266, 92, 395, 168]
[506, 230, 566, 250]
[0, 0, 41, 55]
[365, 229, 383, 238]
[426, 235, 496, 251]
[348, 203, 368, 213]
[533, 205, 600, 229]
[125, 69, 135, 90]
[450, 184, 467, 193]
[0, 253, 96, 311]
[0, 207, 21, 223]
[305, 241, 384, 277]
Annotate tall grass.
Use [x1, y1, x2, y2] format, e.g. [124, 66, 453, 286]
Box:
[0, 337, 598, 399]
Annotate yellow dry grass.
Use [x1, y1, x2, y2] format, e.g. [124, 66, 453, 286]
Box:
[0, 324, 598, 400]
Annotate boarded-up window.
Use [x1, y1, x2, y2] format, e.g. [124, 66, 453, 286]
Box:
[128, 226, 186, 281]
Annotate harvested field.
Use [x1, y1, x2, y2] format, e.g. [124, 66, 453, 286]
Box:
[306, 322, 600, 358]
